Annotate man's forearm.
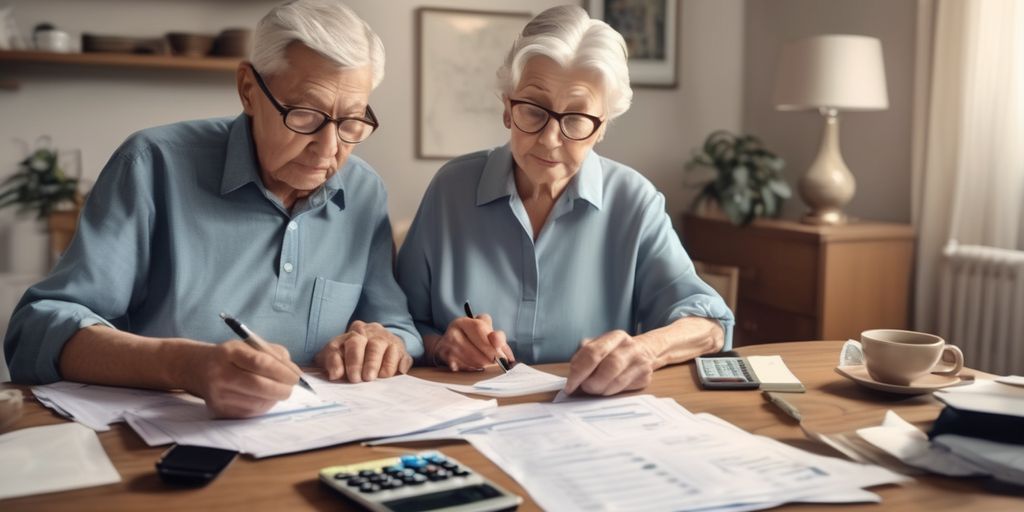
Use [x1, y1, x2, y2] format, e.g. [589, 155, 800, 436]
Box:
[59, 325, 211, 392]
[634, 317, 725, 369]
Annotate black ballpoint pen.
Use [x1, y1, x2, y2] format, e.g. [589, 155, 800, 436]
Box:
[463, 301, 511, 373]
[219, 312, 316, 394]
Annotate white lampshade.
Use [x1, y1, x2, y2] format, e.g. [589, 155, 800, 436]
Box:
[773, 34, 888, 111]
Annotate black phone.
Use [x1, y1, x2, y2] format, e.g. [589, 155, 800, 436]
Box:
[156, 444, 238, 486]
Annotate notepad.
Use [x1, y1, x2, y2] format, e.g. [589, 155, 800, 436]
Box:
[747, 355, 806, 392]
[0, 423, 121, 499]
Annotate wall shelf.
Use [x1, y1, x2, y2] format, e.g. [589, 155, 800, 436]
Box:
[0, 50, 242, 87]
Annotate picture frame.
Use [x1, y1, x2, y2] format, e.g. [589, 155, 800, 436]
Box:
[416, 8, 532, 160]
[587, 0, 679, 88]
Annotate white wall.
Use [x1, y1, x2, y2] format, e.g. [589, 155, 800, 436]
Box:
[0, 0, 745, 276]
[743, 0, 918, 223]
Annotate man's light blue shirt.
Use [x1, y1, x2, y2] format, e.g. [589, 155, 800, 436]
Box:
[5, 114, 422, 383]
[396, 144, 734, 365]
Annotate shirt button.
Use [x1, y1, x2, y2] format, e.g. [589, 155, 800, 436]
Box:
[283, 262, 294, 273]
[287, 221, 298, 231]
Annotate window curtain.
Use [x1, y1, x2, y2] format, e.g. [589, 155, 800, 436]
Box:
[912, 0, 1024, 333]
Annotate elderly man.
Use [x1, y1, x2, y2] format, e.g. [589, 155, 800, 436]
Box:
[4, 0, 421, 417]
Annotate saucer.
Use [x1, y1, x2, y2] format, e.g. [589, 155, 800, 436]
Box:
[835, 365, 961, 395]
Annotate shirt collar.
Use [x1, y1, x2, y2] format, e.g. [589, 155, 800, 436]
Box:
[220, 114, 346, 197]
[475, 143, 603, 210]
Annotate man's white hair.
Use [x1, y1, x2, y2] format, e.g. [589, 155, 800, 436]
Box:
[497, 5, 632, 120]
[251, 0, 385, 88]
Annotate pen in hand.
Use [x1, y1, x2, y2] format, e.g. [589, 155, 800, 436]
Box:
[463, 301, 511, 373]
[219, 312, 316, 395]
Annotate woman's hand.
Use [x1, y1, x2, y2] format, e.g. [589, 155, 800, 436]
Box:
[432, 314, 515, 372]
[563, 330, 656, 396]
[314, 321, 413, 382]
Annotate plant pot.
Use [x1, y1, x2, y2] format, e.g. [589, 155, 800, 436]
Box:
[6, 217, 48, 275]
[693, 197, 729, 221]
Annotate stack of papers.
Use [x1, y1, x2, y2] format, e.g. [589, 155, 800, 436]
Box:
[0, 423, 120, 499]
[375, 394, 906, 511]
[33, 375, 496, 458]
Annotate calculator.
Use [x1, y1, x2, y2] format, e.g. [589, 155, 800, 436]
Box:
[695, 356, 760, 389]
[319, 451, 522, 512]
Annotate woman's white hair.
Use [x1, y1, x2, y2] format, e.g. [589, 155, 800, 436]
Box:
[497, 5, 632, 120]
[251, 0, 385, 88]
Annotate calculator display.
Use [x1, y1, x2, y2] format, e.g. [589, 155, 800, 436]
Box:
[384, 483, 502, 512]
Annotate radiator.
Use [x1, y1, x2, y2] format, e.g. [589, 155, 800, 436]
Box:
[938, 241, 1024, 375]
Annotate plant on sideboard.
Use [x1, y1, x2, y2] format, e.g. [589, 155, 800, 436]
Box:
[0, 141, 80, 219]
[685, 130, 791, 226]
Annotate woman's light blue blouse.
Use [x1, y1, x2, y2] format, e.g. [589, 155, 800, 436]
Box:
[396, 144, 734, 364]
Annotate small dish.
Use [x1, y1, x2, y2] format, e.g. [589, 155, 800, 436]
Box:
[835, 365, 962, 395]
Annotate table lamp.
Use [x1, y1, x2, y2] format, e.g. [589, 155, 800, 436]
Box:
[773, 34, 888, 225]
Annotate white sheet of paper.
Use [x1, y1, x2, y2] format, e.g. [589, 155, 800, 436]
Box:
[0, 422, 120, 499]
[443, 363, 566, 397]
[933, 379, 1024, 417]
[856, 410, 987, 477]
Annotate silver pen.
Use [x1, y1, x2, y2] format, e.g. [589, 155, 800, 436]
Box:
[220, 312, 316, 394]
[763, 391, 802, 422]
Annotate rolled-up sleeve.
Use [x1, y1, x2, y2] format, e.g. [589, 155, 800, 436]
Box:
[352, 184, 424, 358]
[4, 150, 154, 383]
[633, 193, 735, 350]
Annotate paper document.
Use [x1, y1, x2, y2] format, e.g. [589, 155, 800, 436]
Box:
[933, 434, 1024, 486]
[934, 379, 1024, 417]
[747, 355, 805, 392]
[856, 410, 986, 477]
[443, 363, 566, 397]
[463, 395, 905, 511]
[33, 375, 496, 458]
[0, 423, 120, 499]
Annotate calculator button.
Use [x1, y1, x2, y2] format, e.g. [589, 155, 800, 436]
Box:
[347, 477, 368, 487]
[422, 464, 439, 474]
[383, 466, 403, 475]
[401, 456, 426, 468]
[441, 461, 458, 471]
[358, 469, 377, 478]
[429, 470, 450, 481]
[359, 482, 380, 493]
[399, 468, 416, 477]
[425, 454, 447, 464]
[407, 474, 427, 485]
[388, 479, 404, 489]
[368, 474, 388, 484]
[332, 472, 354, 481]
[453, 469, 470, 477]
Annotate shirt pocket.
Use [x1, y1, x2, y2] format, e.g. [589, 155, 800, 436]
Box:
[305, 277, 363, 353]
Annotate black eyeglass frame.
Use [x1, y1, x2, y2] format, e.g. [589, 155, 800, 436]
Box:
[508, 99, 604, 141]
[248, 64, 379, 144]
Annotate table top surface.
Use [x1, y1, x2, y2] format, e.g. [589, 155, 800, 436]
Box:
[2, 340, 1022, 511]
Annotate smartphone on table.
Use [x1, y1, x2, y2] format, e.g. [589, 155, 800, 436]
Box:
[156, 444, 239, 486]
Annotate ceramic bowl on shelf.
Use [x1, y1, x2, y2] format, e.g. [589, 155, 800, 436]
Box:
[166, 32, 215, 57]
[211, 28, 251, 57]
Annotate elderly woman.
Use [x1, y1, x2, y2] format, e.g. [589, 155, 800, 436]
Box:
[397, 5, 734, 396]
[5, 0, 420, 418]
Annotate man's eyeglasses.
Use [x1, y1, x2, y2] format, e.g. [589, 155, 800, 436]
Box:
[508, 99, 603, 141]
[249, 64, 379, 144]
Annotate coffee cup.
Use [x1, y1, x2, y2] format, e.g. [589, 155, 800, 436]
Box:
[860, 329, 964, 386]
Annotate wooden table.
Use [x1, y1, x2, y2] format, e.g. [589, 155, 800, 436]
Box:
[2, 341, 1021, 511]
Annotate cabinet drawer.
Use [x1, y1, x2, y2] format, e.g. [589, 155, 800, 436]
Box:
[735, 300, 817, 346]
[684, 222, 819, 315]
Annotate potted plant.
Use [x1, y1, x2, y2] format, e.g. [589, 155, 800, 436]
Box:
[0, 140, 82, 264]
[685, 130, 791, 226]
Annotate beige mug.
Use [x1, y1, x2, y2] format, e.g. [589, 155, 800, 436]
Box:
[860, 329, 964, 386]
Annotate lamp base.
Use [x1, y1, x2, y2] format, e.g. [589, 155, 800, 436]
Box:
[798, 110, 855, 227]
[802, 209, 847, 225]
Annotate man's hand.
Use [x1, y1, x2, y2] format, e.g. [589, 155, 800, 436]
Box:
[314, 321, 413, 383]
[185, 340, 301, 418]
[432, 314, 515, 372]
[563, 330, 656, 396]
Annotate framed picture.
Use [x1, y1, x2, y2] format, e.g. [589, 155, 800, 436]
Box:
[587, 0, 679, 88]
[416, 8, 531, 160]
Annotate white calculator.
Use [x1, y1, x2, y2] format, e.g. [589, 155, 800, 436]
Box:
[319, 451, 522, 512]
[695, 356, 760, 389]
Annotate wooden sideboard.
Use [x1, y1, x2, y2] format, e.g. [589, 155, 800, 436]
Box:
[682, 215, 915, 346]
